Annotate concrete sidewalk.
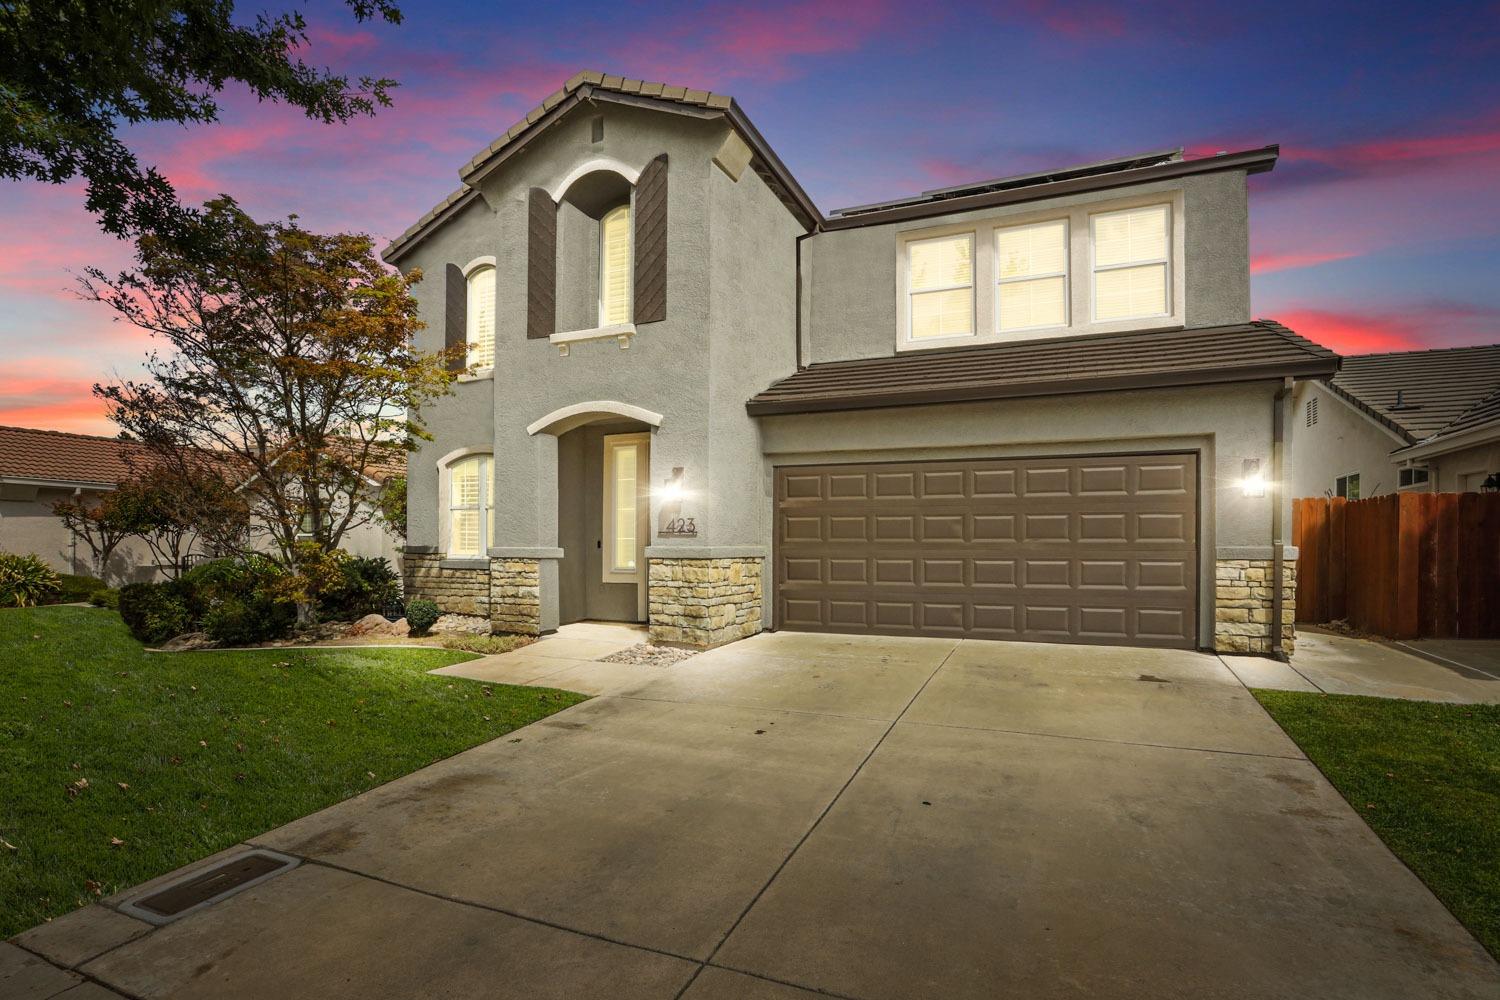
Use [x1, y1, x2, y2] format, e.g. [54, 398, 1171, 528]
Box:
[1226, 628, 1500, 703]
[10, 633, 1498, 999]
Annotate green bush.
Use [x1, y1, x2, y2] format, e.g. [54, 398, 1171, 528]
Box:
[54, 574, 105, 604]
[201, 594, 297, 646]
[89, 588, 119, 609]
[404, 598, 440, 635]
[0, 552, 62, 607]
[316, 555, 400, 621]
[117, 582, 192, 644]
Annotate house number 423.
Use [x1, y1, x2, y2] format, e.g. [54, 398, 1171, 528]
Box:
[662, 517, 697, 535]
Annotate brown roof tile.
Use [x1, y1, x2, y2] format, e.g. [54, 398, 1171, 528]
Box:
[0, 426, 146, 486]
[1329, 344, 1500, 442]
[745, 321, 1339, 416]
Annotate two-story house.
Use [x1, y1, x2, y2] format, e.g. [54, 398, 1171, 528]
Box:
[384, 72, 1339, 657]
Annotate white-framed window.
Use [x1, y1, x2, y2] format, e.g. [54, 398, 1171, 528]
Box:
[1398, 467, 1430, 489]
[599, 204, 632, 326]
[907, 232, 974, 342]
[1091, 204, 1170, 322]
[447, 454, 493, 557]
[1335, 472, 1360, 500]
[996, 219, 1068, 333]
[601, 432, 648, 584]
[466, 264, 496, 369]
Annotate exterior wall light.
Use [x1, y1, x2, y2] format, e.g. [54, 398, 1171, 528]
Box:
[1241, 458, 1267, 498]
[657, 466, 687, 502]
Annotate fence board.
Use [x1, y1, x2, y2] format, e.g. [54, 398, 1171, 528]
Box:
[1294, 492, 1500, 640]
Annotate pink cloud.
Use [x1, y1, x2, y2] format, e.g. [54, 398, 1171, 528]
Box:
[1249, 250, 1359, 274]
[0, 371, 113, 436]
[1272, 303, 1500, 355]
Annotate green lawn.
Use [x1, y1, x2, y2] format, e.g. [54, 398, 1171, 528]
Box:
[0, 605, 587, 937]
[1255, 690, 1500, 959]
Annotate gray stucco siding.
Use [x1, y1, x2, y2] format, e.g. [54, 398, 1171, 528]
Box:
[1287, 382, 1407, 500]
[755, 380, 1286, 642]
[801, 170, 1251, 366]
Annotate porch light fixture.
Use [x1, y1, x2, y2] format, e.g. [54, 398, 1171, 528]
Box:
[657, 466, 687, 502]
[1241, 458, 1267, 498]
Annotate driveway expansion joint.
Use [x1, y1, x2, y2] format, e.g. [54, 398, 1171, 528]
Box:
[896, 717, 1312, 761]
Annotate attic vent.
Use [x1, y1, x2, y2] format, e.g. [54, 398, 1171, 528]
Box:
[1305, 396, 1318, 427]
[590, 116, 604, 144]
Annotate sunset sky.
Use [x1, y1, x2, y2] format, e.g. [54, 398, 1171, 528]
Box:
[2, 0, 1497, 435]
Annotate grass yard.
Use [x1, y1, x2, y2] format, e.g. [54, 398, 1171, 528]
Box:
[1255, 690, 1500, 959]
[0, 605, 587, 937]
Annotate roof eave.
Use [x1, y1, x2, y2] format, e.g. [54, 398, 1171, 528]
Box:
[821, 146, 1280, 231]
[1391, 417, 1500, 460]
[1320, 380, 1418, 445]
[745, 356, 1339, 417]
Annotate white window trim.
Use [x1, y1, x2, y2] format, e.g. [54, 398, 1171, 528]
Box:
[994, 219, 1069, 335]
[439, 451, 493, 558]
[597, 201, 634, 329]
[1089, 204, 1172, 324]
[894, 191, 1185, 352]
[898, 229, 977, 351]
[601, 432, 649, 586]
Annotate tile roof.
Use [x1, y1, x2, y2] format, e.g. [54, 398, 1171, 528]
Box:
[382, 71, 817, 262]
[1328, 344, 1500, 443]
[0, 425, 146, 487]
[745, 320, 1339, 416]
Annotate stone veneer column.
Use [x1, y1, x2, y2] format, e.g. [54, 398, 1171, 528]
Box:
[1214, 558, 1296, 655]
[648, 557, 763, 647]
[402, 550, 492, 617]
[489, 558, 542, 635]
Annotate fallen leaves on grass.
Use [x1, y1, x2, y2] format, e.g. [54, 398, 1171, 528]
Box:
[108, 837, 124, 848]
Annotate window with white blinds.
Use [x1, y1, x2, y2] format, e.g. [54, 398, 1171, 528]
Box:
[447, 455, 492, 557]
[908, 233, 974, 340]
[996, 220, 1067, 332]
[599, 204, 632, 326]
[1091, 205, 1170, 321]
[466, 265, 495, 369]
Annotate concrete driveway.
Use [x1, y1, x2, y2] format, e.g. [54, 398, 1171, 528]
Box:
[11, 634, 1500, 1000]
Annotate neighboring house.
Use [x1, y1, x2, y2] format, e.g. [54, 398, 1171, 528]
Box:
[1290, 345, 1500, 499]
[386, 70, 1340, 656]
[0, 425, 403, 582]
[0, 425, 160, 582]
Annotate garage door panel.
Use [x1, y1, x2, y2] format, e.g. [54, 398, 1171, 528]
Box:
[774, 454, 1197, 648]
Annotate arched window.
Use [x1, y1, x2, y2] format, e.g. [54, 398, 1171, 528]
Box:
[446, 454, 493, 557]
[466, 265, 495, 369]
[598, 204, 632, 327]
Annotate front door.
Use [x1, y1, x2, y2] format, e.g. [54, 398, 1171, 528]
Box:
[602, 432, 651, 620]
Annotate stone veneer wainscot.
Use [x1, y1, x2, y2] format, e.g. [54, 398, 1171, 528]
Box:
[490, 558, 542, 635]
[1214, 558, 1296, 655]
[648, 557, 763, 648]
[403, 551, 491, 617]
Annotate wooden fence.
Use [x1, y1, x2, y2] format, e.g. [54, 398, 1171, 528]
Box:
[1293, 493, 1500, 639]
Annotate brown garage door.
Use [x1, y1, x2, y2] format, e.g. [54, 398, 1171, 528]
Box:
[773, 454, 1199, 648]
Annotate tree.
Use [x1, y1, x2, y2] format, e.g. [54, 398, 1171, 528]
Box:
[111, 461, 250, 578]
[52, 491, 134, 580]
[87, 198, 459, 568]
[375, 474, 407, 541]
[1, 1, 400, 240]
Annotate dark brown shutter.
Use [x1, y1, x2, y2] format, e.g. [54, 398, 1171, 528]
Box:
[633, 154, 668, 325]
[527, 187, 556, 339]
[444, 263, 465, 371]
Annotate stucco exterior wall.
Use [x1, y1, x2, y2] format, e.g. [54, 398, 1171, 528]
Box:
[800, 170, 1250, 366]
[0, 490, 161, 584]
[757, 380, 1287, 643]
[1431, 440, 1500, 492]
[1288, 382, 1408, 499]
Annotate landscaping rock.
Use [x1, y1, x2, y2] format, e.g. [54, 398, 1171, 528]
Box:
[347, 614, 408, 638]
[430, 614, 490, 636]
[158, 632, 215, 652]
[597, 643, 697, 668]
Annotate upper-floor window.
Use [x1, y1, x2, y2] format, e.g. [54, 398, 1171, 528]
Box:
[996, 220, 1067, 332]
[447, 454, 493, 557]
[466, 264, 496, 369]
[908, 233, 974, 340]
[1091, 205, 1170, 322]
[599, 203, 632, 327]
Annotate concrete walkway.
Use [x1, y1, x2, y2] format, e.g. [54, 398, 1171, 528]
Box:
[1226, 628, 1500, 703]
[430, 620, 661, 695]
[10, 634, 1499, 999]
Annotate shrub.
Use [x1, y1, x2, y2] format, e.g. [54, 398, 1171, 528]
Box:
[89, 588, 120, 609]
[202, 594, 297, 646]
[404, 598, 440, 635]
[0, 552, 62, 607]
[440, 634, 533, 655]
[117, 582, 192, 644]
[55, 574, 105, 604]
[316, 555, 400, 621]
